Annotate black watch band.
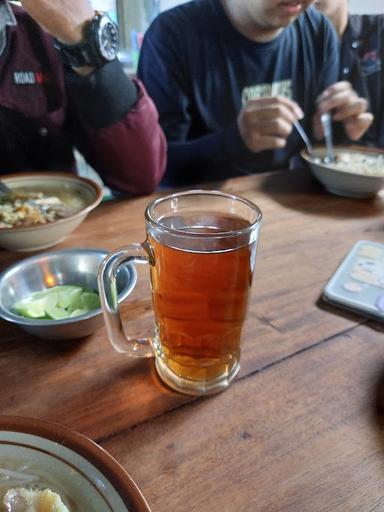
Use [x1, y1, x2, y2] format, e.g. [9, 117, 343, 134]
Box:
[54, 11, 119, 69]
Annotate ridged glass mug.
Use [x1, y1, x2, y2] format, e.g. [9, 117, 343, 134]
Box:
[98, 190, 262, 396]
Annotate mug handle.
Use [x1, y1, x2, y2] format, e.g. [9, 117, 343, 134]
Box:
[97, 243, 154, 358]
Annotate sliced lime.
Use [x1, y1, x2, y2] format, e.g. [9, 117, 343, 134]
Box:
[56, 286, 82, 308]
[33, 288, 59, 298]
[45, 304, 71, 320]
[81, 292, 101, 310]
[13, 285, 101, 320]
[66, 294, 84, 313]
[69, 308, 89, 318]
[14, 297, 47, 319]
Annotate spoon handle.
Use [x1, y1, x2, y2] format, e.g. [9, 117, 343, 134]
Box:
[0, 181, 12, 198]
[293, 120, 314, 157]
[321, 112, 334, 163]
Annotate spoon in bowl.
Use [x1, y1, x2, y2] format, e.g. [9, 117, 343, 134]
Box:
[0, 181, 12, 198]
[320, 111, 335, 163]
[293, 119, 314, 158]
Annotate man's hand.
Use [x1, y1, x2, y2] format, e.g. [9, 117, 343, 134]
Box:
[238, 96, 304, 153]
[314, 81, 373, 141]
[21, 0, 94, 44]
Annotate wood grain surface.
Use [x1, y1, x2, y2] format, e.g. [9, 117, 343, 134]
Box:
[104, 323, 384, 512]
[0, 167, 383, 511]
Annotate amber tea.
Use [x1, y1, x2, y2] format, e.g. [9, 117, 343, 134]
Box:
[149, 213, 256, 389]
[98, 190, 262, 396]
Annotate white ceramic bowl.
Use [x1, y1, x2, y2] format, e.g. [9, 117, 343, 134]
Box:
[0, 415, 151, 511]
[301, 146, 384, 198]
[0, 172, 103, 251]
[0, 248, 136, 340]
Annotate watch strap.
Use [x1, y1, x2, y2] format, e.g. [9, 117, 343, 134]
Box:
[54, 12, 118, 69]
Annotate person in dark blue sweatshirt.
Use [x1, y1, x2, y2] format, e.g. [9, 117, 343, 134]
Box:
[138, 0, 373, 186]
[314, 0, 384, 147]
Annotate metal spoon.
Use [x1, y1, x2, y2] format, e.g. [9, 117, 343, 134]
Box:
[0, 180, 11, 197]
[321, 112, 335, 163]
[293, 120, 314, 158]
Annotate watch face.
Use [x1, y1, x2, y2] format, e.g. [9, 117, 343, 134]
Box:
[97, 15, 119, 61]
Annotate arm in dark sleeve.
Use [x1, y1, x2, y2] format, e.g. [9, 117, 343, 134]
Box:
[137, 15, 243, 185]
[340, 15, 384, 147]
[161, 123, 252, 186]
[311, 10, 348, 143]
[316, 13, 340, 94]
[65, 59, 166, 195]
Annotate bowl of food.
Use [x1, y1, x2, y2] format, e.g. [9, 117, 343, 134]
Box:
[0, 172, 103, 251]
[0, 415, 151, 511]
[301, 145, 384, 198]
[0, 248, 136, 340]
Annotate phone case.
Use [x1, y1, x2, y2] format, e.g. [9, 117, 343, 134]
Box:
[323, 240, 384, 321]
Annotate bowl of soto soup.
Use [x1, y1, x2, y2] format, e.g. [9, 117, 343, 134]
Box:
[0, 415, 151, 511]
[0, 172, 103, 251]
[301, 145, 384, 198]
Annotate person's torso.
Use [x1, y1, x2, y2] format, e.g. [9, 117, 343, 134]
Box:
[153, 0, 338, 174]
[341, 14, 384, 147]
[0, 5, 74, 173]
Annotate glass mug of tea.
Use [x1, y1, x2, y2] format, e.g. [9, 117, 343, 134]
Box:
[98, 190, 262, 396]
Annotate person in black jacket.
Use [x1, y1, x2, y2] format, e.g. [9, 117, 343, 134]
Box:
[0, 0, 166, 195]
[314, 0, 384, 147]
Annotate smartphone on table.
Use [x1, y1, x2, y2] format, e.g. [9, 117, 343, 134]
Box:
[323, 240, 384, 321]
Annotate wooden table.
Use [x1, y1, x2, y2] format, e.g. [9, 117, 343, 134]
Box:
[1, 168, 384, 511]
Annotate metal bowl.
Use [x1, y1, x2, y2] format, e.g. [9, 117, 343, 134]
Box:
[301, 146, 384, 198]
[0, 248, 136, 340]
[0, 172, 103, 252]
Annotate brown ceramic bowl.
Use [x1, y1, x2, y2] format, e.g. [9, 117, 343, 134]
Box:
[0, 172, 103, 251]
[0, 416, 151, 511]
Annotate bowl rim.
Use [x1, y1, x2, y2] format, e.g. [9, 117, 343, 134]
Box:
[0, 415, 151, 512]
[0, 247, 137, 326]
[0, 172, 103, 232]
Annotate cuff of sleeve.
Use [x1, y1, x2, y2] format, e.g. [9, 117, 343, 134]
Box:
[222, 122, 253, 162]
[65, 59, 138, 128]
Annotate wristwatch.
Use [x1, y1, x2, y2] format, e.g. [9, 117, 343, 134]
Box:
[55, 11, 119, 69]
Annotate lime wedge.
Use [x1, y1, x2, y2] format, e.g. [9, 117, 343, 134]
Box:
[66, 291, 100, 313]
[13, 285, 101, 320]
[56, 286, 82, 308]
[14, 297, 47, 319]
[66, 294, 84, 313]
[69, 308, 89, 318]
[81, 292, 101, 310]
[45, 304, 71, 320]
